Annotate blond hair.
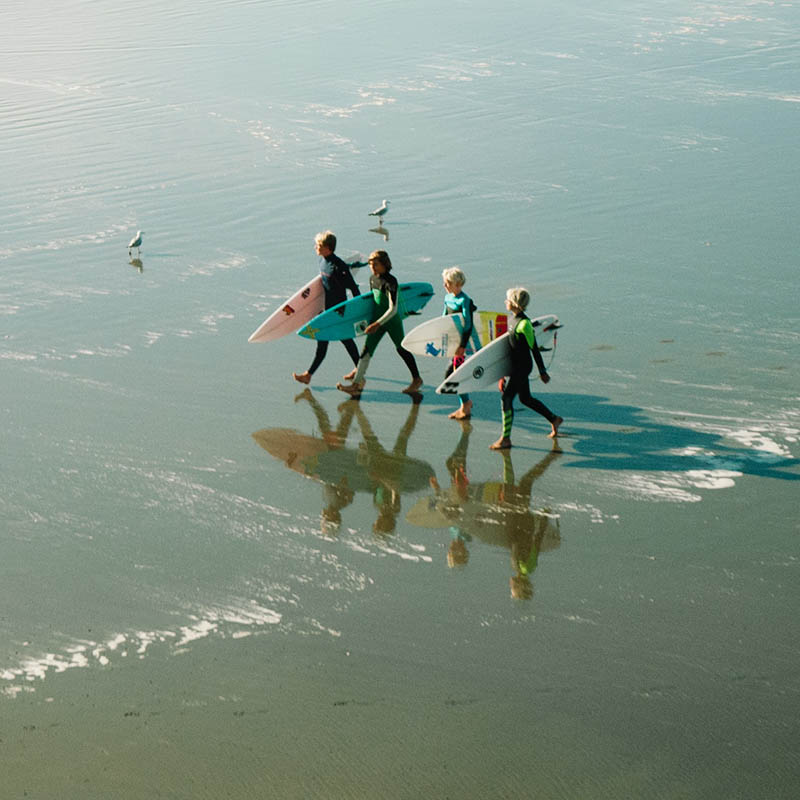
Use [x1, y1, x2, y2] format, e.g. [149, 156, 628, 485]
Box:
[506, 287, 530, 312]
[315, 230, 337, 251]
[442, 267, 466, 287]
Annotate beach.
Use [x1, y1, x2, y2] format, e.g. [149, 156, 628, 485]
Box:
[2, 1, 799, 796]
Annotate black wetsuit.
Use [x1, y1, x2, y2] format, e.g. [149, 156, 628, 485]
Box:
[307, 253, 360, 375]
[500, 311, 557, 437]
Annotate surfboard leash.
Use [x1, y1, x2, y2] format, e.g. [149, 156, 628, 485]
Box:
[535, 320, 561, 371]
[545, 328, 559, 371]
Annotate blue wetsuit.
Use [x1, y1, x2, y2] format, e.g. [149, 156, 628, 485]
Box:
[443, 290, 476, 406]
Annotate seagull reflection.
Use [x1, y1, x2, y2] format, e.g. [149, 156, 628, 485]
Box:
[252, 390, 433, 536]
[369, 224, 389, 242]
[407, 426, 562, 599]
[129, 258, 143, 273]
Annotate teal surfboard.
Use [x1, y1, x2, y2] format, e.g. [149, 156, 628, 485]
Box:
[298, 282, 434, 341]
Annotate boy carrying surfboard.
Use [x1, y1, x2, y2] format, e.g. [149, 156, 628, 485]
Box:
[293, 231, 361, 385]
[490, 287, 563, 449]
[336, 250, 422, 398]
[441, 267, 477, 420]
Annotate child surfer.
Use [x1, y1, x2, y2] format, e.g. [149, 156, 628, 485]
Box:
[336, 250, 422, 398]
[490, 287, 563, 449]
[441, 267, 477, 419]
[293, 230, 361, 385]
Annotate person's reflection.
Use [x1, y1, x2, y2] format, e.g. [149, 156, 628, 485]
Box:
[252, 391, 433, 536]
[296, 389, 360, 534]
[252, 390, 360, 535]
[492, 447, 562, 599]
[351, 394, 427, 536]
[409, 434, 562, 598]
[425, 421, 473, 566]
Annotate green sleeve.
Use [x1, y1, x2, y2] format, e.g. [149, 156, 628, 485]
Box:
[517, 318, 547, 374]
[516, 318, 536, 349]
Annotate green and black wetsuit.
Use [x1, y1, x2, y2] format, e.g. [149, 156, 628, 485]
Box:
[352, 271, 420, 384]
[500, 312, 557, 439]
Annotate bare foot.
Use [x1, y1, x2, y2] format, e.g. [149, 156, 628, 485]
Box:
[448, 400, 472, 419]
[489, 437, 512, 450]
[292, 371, 311, 385]
[337, 381, 364, 397]
[402, 376, 423, 394]
[342, 368, 357, 381]
[548, 416, 563, 439]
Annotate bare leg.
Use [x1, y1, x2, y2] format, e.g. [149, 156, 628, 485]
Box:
[336, 380, 364, 397]
[548, 416, 563, 438]
[295, 341, 328, 383]
[402, 376, 423, 394]
[449, 399, 472, 419]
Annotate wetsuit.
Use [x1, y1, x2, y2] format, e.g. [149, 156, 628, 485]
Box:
[352, 271, 419, 383]
[442, 290, 476, 406]
[306, 253, 360, 375]
[500, 312, 557, 439]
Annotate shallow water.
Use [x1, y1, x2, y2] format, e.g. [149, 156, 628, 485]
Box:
[2, 0, 799, 796]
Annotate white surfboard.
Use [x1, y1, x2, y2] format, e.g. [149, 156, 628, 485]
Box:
[402, 310, 507, 359]
[435, 315, 561, 395]
[248, 256, 365, 343]
[405, 491, 561, 550]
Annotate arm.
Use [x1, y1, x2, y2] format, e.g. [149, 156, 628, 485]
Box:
[366, 284, 399, 333]
[332, 255, 360, 298]
[519, 318, 550, 381]
[457, 297, 475, 350]
[344, 266, 360, 298]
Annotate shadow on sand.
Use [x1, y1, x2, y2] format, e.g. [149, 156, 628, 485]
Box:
[323, 380, 799, 483]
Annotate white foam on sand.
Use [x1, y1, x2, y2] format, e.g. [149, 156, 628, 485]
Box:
[1, 599, 284, 698]
[727, 429, 793, 459]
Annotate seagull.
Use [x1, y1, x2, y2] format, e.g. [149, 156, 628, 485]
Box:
[368, 199, 390, 223]
[128, 230, 144, 256]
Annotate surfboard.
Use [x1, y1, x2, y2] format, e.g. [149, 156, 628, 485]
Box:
[252, 427, 434, 493]
[297, 282, 435, 342]
[248, 256, 366, 343]
[401, 310, 511, 359]
[405, 491, 561, 551]
[435, 314, 561, 395]
[248, 276, 325, 343]
[252, 428, 374, 492]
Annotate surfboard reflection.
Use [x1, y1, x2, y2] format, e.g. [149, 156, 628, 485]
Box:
[407, 423, 562, 599]
[252, 390, 433, 535]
